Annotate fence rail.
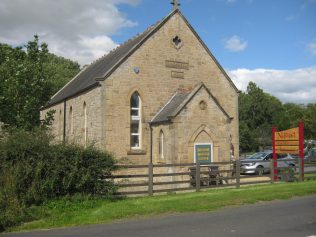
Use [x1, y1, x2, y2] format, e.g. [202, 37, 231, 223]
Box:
[108, 159, 316, 196]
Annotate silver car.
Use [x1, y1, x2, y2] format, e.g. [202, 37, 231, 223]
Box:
[240, 151, 295, 175]
[306, 148, 316, 162]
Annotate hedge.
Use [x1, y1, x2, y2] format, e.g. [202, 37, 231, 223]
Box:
[0, 128, 117, 231]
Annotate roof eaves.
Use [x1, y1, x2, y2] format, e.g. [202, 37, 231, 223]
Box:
[41, 82, 100, 110]
[149, 119, 171, 125]
[150, 92, 179, 123]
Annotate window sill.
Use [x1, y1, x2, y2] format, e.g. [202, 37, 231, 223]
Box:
[127, 149, 147, 155]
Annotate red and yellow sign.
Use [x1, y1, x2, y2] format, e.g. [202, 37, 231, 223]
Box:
[275, 127, 299, 154]
[272, 122, 304, 181]
[275, 127, 299, 141]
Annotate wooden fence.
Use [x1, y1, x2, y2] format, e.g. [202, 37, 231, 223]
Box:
[106, 159, 316, 196]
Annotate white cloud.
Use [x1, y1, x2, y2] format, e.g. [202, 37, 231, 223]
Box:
[224, 35, 248, 52]
[307, 40, 316, 56]
[0, 0, 140, 65]
[229, 67, 316, 104]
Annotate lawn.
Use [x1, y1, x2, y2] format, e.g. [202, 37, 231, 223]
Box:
[9, 180, 316, 232]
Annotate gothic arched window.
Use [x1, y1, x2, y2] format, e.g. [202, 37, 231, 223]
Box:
[130, 92, 141, 149]
[58, 109, 62, 139]
[159, 130, 164, 159]
[68, 106, 73, 135]
[83, 102, 87, 146]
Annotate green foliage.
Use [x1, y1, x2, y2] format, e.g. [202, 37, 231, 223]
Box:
[0, 36, 51, 130]
[304, 104, 316, 139]
[239, 82, 316, 152]
[0, 36, 80, 130]
[44, 53, 80, 94]
[239, 82, 283, 151]
[8, 181, 316, 232]
[0, 128, 117, 231]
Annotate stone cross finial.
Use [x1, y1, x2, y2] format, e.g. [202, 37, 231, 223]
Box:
[171, 0, 180, 10]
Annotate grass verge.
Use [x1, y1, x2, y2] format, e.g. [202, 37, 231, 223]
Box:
[9, 180, 316, 233]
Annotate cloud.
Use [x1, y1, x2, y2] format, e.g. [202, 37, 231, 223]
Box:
[229, 67, 316, 104]
[224, 35, 248, 52]
[307, 40, 316, 56]
[0, 0, 140, 65]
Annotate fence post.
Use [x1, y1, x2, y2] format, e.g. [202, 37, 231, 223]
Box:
[236, 160, 240, 188]
[298, 158, 303, 182]
[196, 163, 201, 192]
[270, 159, 274, 184]
[148, 163, 153, 196]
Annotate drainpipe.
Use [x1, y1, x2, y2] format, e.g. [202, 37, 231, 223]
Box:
[148, 122, 153, 196]
[149, 122, 153, 164]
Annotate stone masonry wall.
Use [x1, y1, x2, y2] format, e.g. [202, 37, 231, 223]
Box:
[101, 12, 239, 164]
[41, 87, 102, 147]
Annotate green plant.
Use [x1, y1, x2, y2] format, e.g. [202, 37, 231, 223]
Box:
[0, 127, 117, 231]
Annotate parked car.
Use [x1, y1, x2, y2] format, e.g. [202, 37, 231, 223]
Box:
[306, 148, 316, 162]
[240, 151, 295, 176]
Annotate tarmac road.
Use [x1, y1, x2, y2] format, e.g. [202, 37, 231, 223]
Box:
[3, 195, 316, 237]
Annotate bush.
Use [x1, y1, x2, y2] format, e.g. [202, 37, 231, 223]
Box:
[0, 127, 117, 231]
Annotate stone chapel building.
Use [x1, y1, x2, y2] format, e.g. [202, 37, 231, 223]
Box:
[41, 6, 240, 165]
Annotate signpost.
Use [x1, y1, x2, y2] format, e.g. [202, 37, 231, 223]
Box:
[272, 122, 304, 181]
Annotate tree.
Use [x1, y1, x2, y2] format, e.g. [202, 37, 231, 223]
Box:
[0, 36, 80, 130]
[44, 53, 80, 95]
[0, 36, 51, 129]
[239, 82, 284, 152]
[304, 104, 316, 139]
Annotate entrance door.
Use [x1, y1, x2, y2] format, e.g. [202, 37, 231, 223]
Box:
[194, 143, 212, 164]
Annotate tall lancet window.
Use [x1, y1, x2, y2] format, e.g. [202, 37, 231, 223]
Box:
[58, 109, 62, 139]
[83, 102, 87, 146]
[130, 92, 141, 149]
[159, 130, 164, 159]
[69, 106, 73, 135]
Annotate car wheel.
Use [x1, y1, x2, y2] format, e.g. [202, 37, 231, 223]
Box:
[256, 166, 264, 176]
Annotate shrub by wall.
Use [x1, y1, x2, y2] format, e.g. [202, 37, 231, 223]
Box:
[0, 128, 117, 231]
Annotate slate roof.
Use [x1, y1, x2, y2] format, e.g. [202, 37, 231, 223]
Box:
[151, 83, 232, 124]
[151, 91, 191, 124]
[46, 14, 169, 107]
[44, 9, 239, 109]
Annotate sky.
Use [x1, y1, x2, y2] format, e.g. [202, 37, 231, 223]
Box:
[0, 0, 316, 104]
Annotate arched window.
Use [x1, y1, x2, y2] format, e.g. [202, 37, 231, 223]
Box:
[68, 106, 73, 135]
[83, 102, 87, 146]
[130, 92, 141, 149]
[159, 130, 164, 159]
[58, 109, 62, 139]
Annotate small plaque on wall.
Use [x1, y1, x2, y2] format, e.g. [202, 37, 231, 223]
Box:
[165, 60, 189, 70]
[171, 71, 184, 79]
[195, 144, 212, 164]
